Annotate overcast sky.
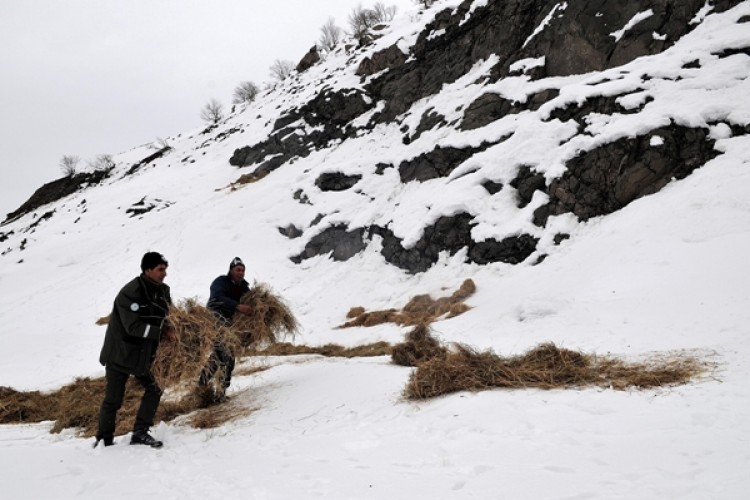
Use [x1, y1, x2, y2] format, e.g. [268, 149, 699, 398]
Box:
[0, 0, 414, 219]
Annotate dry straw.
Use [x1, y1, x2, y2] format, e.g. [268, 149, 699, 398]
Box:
[405, 342, 710, 399]
[232, 283, 299, 347]
[151, 298, 240, 390]
[247, 341, 392, 358]
[341, 278, 476, 328]
[391, 324, 448, 367]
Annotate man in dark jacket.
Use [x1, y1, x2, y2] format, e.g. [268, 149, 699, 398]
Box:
[198, 256, 251, 402]
[95, 252, 175, 448]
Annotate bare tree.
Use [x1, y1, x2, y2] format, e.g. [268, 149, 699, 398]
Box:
[200, 98, 224, 124]
[319, 17, 343, 52]
[59, 155, 80, 176]
[232, 81, 260, 105]
[373, 2, 397, 22]
[88, 154, 115, 171]
[348, 5, 379, 45]
[348, 4, 399, 45]
[269, 59, 295, 81]
[149, 137, 171, 150]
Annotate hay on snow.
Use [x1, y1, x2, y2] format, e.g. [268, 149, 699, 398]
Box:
[341, 279, 476, 328]
[405, 343, 710, 399]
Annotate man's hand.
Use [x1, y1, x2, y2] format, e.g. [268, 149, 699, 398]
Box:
[236, 304, 252, 315]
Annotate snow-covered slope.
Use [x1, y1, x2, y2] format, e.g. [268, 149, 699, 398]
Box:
[1, 1, 749, 498]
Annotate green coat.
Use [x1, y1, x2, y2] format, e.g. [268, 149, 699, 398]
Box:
[99, 275, 172, 377]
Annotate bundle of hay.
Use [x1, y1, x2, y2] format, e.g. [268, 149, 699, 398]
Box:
[152, 298, 240, 390]
[231, 283, 298, 347]
[391, 324, 448, 367]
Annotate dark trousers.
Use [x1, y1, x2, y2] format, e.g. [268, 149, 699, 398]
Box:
[97, 366, 162, 440]
[198, 342, 235, 390]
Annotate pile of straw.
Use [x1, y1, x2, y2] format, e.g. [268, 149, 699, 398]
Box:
[391, 324, 448, 367]
[0, 386, 55, 424]
[341, 279, 476, 328]
[404, 343, 709, 399]
[231, 283, 298, 347]
[152, 298, 240, 390]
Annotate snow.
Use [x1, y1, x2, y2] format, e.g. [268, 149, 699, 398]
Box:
[1, 1, 750, 499]
[522, 2, 568, 48]
[609, 9, 655, 42]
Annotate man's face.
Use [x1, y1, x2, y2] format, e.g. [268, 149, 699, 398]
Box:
[144, 264, 168, 284]
[229, 265, 245, 283]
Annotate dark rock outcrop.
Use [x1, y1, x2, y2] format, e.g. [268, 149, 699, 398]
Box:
[229, 129, 310, 173]
[126, 146, 171, 176]
[290, 225, 367, 263]
[372, 213, 539, 273]
[467, 234, 539, 265]
[4, 168, 112, 223]
[482, 180, 504, 195]
[230, 89, 373, 173]
[296, 45, 320, 73]
[534, 124, 717, 224]
[292, 212, 539, 273]
[371, 214, 476, 273]
[300, 89, 373, 128]
[356, 44, 408, 77]
[367, 0, 741, 124]
[278, 224, 303, 239]
[399, 143, 492, 183]
[461, 89, 559, 130]
[510, 166, 547, 208]
[315, 173, 362, 192]
[407, 109, 448, 142]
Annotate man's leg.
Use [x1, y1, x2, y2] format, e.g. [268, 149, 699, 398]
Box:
[198, 352, 218, 386]
[215, 343, 235, 390]
[96, 367, 129, 444]
[132, 372, 162, 433]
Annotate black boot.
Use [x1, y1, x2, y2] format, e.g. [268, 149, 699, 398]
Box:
[130, 430, 163, 448]
[93, 435, 114, 448]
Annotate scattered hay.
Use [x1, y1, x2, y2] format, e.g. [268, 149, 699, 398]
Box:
[340, 279, 475, 328]
[391, 324, 448, 367]
[405, 343, 711, 400]
[188, 399, 254, 429]
[95, 315, 110, 326]
[0, 386, 55, 424]
[152, 298, 241, 390]
[232, 283, 299, 347]
[346, 306, 366, 319]
[50, 377, 109, 435]
[245, 341, 393, 358]
[232, 366, 271, 378]
[0, 374, 257, 437]
[230, 170, 268, 189]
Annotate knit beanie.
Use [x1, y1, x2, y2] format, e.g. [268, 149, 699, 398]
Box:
[229, 256, 245, 269]
[141, 252, 169, 271]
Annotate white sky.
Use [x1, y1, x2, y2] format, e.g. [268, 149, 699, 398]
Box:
[0, 0, 414, 219]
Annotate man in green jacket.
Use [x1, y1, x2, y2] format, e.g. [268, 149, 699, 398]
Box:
[95, 252, 175, 448]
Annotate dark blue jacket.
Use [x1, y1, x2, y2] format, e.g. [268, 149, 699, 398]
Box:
[207, 274, 250, 323]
